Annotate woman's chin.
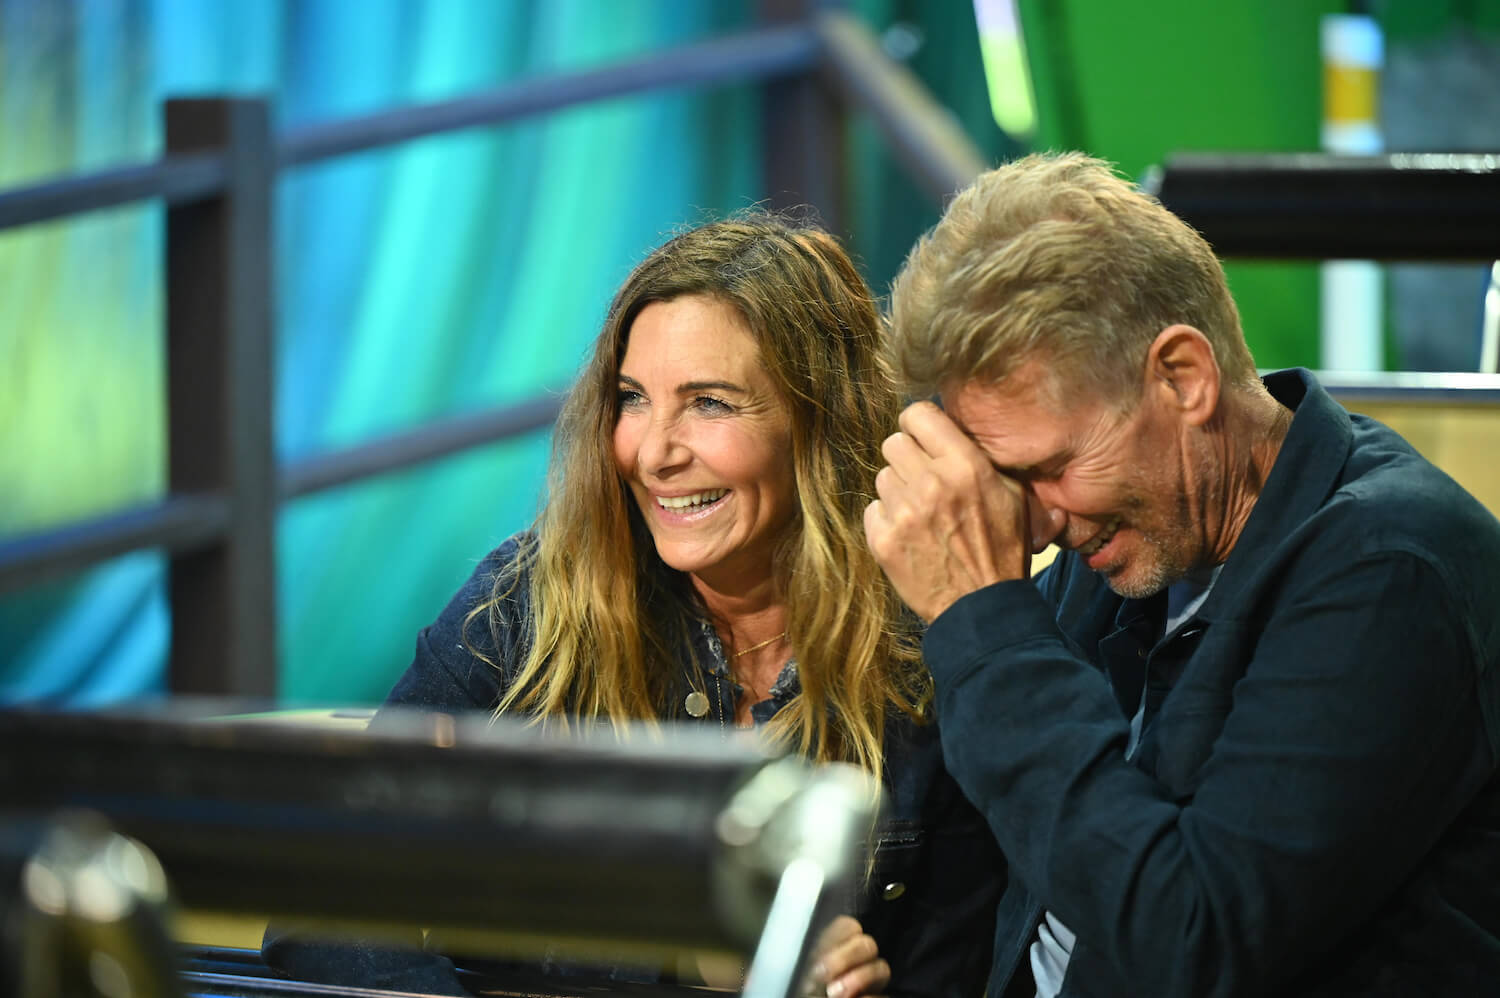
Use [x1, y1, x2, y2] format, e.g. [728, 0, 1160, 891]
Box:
[654, 545, 721, 578]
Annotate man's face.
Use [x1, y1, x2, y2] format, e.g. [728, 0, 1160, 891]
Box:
[943, 361, 1203, 598]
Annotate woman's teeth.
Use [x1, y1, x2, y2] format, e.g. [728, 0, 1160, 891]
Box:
[657, 489, 727, 510]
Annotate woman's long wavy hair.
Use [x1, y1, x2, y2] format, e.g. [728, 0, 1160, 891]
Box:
[468, 213, 929, 777]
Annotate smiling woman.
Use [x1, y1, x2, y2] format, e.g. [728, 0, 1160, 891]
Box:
[613, 295, 798, 601]
[613, 295, 801, 723]
[261, 215, 1005, 998]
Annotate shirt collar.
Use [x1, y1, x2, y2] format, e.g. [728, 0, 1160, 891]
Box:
[1199, 368, 1353, 616]
[695, 618, 801, 697]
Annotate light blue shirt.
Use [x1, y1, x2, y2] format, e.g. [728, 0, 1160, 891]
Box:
[1031, 566, 1221, 997]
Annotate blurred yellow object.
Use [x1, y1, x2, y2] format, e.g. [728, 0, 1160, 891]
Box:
[1324, 64, 1378, 125]
[214, 707, 376, 729]
[176, 911, 267, 948]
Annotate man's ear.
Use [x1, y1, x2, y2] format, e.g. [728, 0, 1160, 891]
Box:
[1144, 324, 1220, 427]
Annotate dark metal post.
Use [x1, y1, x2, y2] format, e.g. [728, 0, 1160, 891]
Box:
[760, 0, 846, 234]
[164, 98, 277, 697]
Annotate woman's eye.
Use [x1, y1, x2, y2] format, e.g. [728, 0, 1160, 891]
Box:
[617, 388, 644, 409]
[693, 395, 733, 414]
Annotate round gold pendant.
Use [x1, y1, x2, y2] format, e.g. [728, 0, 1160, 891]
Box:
[684, 691, 710, 718]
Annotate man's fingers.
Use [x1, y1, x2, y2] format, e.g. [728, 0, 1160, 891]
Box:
[896, 398, 974, 457]
[879, 430, 925, 481]
[863, 498, 888, 540]
[873, 463, 901, 501]
[890, 404, 1006, 496]
[868, 400, 1035, 620]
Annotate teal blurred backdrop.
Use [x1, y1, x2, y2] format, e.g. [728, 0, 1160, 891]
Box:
[0, 0, 1007, 706]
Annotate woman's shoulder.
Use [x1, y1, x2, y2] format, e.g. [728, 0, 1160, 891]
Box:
[418, 531, 536, 658]
[481, 529, 537, 577]
[446, 530, 536, 607]
[384, 530, 538, 713]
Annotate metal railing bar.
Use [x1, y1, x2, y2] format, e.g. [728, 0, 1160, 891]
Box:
[1317, 369, 1500, 404]
[0, 493, 230, 596]
[0, 392, 566, 594]
[0, 22, 820, 233]
[280, 393, 566, 500]
[279, 21, 822, 168]
[1146, 152, 1500, 261]
[0, 152, 225, 232]
[816, 11, 987, 205]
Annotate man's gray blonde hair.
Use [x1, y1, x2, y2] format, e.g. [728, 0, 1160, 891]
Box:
[888, 151, 1256, 407]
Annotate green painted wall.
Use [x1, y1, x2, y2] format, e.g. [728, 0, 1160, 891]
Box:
[1011, 0, 1500, 372]
[1016, 0, 1348, 370]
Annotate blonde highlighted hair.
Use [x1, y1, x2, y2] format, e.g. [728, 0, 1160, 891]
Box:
[889, 151, 1256, 406]
[468, 213, 928, 778]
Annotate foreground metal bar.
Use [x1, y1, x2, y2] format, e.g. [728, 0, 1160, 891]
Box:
[280, 394, 564, 500]
[1149, 152, 1500, 261]
[0, 495, 230, 596]
[9, 813, 185, 998]
[177, 944, 714, 996]
[742, 858, 825, 998]
[0, 707, 881, 968]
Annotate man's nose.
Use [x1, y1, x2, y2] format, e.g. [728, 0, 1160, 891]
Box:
[1027, 491, 1067, 553]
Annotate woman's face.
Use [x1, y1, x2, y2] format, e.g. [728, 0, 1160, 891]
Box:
[612, 294, 798, 591]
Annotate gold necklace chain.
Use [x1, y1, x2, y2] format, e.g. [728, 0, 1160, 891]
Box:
[732, 630, 787, 658]
[683, 631, 787, 721]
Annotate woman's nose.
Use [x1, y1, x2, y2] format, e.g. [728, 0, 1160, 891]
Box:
[638, 415, 690, 474]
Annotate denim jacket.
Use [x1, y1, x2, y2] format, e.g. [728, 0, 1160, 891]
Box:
[265, 533, 1004, 996]
[924, 370, 1500, 997]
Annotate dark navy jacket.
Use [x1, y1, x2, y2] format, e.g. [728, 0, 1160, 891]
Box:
[926, 370, 1500, 997]
[265, 533, 1004, 996]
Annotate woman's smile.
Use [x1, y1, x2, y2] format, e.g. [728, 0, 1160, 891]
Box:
[612, 294, 797, 588]
[653, 488, 731, 521]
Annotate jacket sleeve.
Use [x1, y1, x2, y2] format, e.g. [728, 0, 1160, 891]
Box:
[857, 718, 1007, 998]
[924, 545, 1492, 997]
[379, 534, 528, 716]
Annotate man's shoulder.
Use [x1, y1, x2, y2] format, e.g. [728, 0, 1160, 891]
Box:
[1264, 372, 1498, 565]
[1329, 415, 1500, 561]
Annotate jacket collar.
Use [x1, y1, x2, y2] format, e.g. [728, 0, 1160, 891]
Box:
[1196, 368, 1353, 617]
